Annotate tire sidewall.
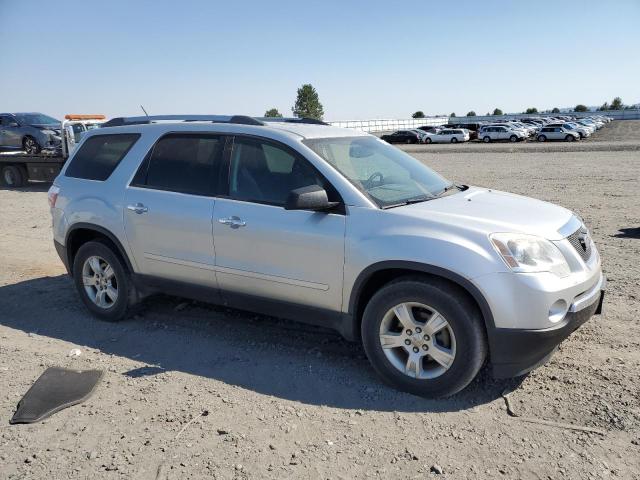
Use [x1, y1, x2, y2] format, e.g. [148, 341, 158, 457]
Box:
[1, 165, 25, 187]
[72, 241, 131, 321]
[361, 280, 486, 397]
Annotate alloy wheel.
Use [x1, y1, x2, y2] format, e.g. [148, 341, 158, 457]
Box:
[82, 255, 118, 308]
[379, 302, 457, 379]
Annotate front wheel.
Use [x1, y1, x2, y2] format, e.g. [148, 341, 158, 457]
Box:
[23, 136, 41, 154]
[361, 277, 487, 397]
[537, 135, 547, 142]
[425, 137, 432, 144]
[565, 135, 575, 142]
[72, 240, 136, 322]
[509, 135, 518, 142]
[483, 136, 491, 143]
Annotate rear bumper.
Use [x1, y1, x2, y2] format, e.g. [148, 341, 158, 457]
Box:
[54, 240, 70, 274]
[490, 280, 605, 378]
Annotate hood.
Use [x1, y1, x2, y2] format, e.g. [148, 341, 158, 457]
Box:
[32, 123, 61, 130]
[395, 187, 575, 240]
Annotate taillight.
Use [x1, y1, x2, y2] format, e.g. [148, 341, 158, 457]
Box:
[48, 185, 60, 208]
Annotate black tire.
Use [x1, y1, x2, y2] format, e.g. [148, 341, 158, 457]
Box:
[425, 137, 432, 144]
[72, 240, 135, 322]
[565, 135, 575, 142]
[537, 135, 546, 142]
[483, 136, 491, 143]
[23, 136, 41, 154]
[450, 137, 458, 143]
[1, 165, 26, 188]
[509, 135, 518, 142]
[361, 277, 487, 398]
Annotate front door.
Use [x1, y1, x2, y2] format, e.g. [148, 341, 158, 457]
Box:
[123, 133, 225, 287]
[213, 135, 346, 311]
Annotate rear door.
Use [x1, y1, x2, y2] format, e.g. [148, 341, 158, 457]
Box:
[123, 133, 225, 287]
[0, 115, 21, 148]
[212, 135, 346, 311]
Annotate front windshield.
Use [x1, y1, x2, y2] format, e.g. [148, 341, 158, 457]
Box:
[15, 113, 60, 125]
[303, 136, 451, 208]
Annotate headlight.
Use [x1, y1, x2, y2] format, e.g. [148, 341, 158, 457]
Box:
[490, 233, 570, 277]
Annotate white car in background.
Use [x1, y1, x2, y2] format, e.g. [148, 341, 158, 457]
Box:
[478, 126, 526, 142]
[424, 128, 469, 144]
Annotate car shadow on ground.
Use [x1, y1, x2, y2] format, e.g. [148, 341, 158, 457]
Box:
[0, 274, 522, 413]
[612, 227, 640, 239]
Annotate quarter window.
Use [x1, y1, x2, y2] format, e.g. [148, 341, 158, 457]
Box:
[65, 134, 140, 181]
[133, 134, 224, 196]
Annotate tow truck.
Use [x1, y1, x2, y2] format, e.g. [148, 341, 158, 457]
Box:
[0, 114, 106, 188]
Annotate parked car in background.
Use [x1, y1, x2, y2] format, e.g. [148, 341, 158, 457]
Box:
[410, 129, 431, 143]
[417, 125, 443, 134]
[381, 130, 421, 144]
[0, 112, 62, 154]
[536, 126, 580, 142]
[450, 123, 482, 140]
[478, 126, 526, 142]
[424, 128, 469, 144]
[547, 122, 591, 139]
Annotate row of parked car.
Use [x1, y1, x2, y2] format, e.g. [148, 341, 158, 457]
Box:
[381, 115, 614, 145]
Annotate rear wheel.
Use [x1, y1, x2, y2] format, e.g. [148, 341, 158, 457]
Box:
[483, 136, 491, 143]
[450, 137, 458, 143]
[23, 136, 41, 154]
[425, 137, 432, 144]
[72, 240, 135, 322]
[1, 165, 26, 188]
[361, 277, 487, 397]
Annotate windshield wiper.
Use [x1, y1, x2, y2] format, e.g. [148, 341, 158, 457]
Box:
[381, 195, 434, 209]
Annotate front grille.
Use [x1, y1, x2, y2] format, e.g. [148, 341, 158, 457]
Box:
[567, 227, 591, 261]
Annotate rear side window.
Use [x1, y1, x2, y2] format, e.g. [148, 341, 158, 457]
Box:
[65, 134, 140, 181]
[132, 133, 224, 196]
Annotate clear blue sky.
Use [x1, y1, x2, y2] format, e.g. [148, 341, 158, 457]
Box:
[1, 0, 638, 120]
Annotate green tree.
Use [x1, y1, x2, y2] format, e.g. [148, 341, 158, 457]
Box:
[597, 102, 609, 111]
[466, 111, 476, 117]
[450, 112, 456, 117]
[574, 104, 589, 112]
[264, 108, 283, 118]
[492, 108, 503, 116]
[610, 97, 624, 110]
[525, 107, 538, 114]
[412, 111, 426, 119]
[292, 84, 324, 120]
[551, 107, 560, 113]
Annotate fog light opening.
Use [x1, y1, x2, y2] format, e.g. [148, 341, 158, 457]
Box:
[549, 299, 568, 323]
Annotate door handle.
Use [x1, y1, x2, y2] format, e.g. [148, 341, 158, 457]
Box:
[127, 203, 148, 214]
[218, 216, 246, 228]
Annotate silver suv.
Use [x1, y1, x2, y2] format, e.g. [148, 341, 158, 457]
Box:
[49, 115, 605, 397]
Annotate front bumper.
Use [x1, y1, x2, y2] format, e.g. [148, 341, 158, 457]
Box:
[490, 276, 605, 378]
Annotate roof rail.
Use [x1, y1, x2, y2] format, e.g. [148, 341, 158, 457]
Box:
[100, 114, 329, 128]
[101, 115, 265, 128]
[258, 117, 329, 125]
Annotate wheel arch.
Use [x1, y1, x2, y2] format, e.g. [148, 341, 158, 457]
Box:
[348, 261, 495, 339]
[65, 223, 134, 274]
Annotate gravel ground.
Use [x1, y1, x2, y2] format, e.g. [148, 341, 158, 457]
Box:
[1, 137, 639, 479]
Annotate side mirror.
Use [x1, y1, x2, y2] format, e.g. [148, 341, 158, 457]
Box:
[8, 122, 19, 127]
[285, 185, 339, 211]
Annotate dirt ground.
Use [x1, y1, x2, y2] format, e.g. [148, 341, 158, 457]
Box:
[1, 126, 639, 479]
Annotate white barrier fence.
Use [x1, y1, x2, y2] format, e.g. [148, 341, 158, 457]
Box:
[329, 110, 639, 134]
[329, 117, 448, 133]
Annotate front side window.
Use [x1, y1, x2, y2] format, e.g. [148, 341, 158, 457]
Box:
[229, 136, 328, 206]
[66, 134, 140, 181]
[133, 134, 224, 196]
[304, 136, 451, 208]
[14, 113, 59, 125]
